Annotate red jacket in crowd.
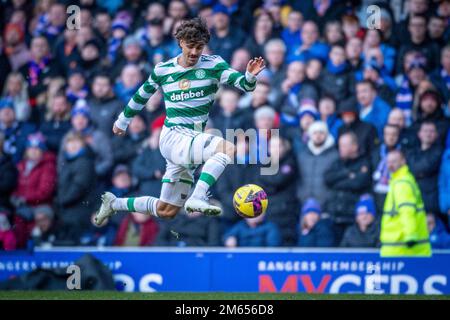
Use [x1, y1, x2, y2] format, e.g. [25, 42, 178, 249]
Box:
[14, 152, 57, 206]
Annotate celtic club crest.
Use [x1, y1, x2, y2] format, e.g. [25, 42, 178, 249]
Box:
[195, 69, 206, 79]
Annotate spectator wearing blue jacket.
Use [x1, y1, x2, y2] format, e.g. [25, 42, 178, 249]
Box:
[287, 21, 329, 63]
[297, 198, 335, 247]
[318, 95, 342, 140]
[428, 213, 450, 249]
[438, 132, 450, 218]
[356, 80, 391, 138]
[223, 213, 281, 247]
[281, 11, 303, 49]
[0, 99, 36, 163]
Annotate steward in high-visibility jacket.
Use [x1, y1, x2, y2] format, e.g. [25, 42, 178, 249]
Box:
[380, 164, 432, 257]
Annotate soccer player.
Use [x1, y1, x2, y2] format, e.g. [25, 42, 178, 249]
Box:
[94, 18, 265, 225]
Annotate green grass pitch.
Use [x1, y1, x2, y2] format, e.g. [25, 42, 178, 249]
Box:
[0, 291, 449, 300]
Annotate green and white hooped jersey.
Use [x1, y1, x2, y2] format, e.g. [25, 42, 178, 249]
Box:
[115, 54, 257, 131]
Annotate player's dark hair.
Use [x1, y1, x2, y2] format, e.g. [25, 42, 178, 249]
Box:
[174, 17, 210, 45]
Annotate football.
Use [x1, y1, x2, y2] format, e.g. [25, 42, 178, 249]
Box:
[233, 184, 268, 218]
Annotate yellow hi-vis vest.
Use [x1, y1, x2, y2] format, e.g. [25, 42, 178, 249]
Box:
[380, 165, 432, 257]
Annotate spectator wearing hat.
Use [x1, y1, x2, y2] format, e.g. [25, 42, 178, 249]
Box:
[132, 116, 166, 198]
[297, 198, 335, 247]
[30, 205, 58, 248]
[3, 22, 31, 71]
[0, 210, 17, 251]
[156, 209, 220, 247]
[318, 96, 342, 140]
[111, 113, 148, 166]
[427, 213, 450, 249]
[111, 35, 151, 80]
[79, 39, 104, 82]
[224, 212, 281, 247]
[209, 4, 246, 63]
[39, 92, 72, 153]
[412, 90, 449, 147]
[12, 132, 56, 207]
[297, 120, 338, 207]
[108, 10, 132, 64]
[337, 97, 379, 157]
[324, 131, 372, 241]
[66, 68, 89, 105]
[430, 45, 450, 103]
[56, 131, 96, 245]
[356, 80, 391, 138]
[258, 136, 299, 246]
[406, 121, 444, 215]
[340, 195, 380, 248]
[288, 100, 319, 153]
[2, 72, 31, 122]
[65, 99, 113, 182]
[0, 133, 17, 211]
[319, 45, 353, 105]
[0, 98, 36, 163]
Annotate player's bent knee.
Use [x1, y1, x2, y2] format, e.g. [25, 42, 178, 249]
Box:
[215, 140, 235, 158]
[156, 201, 180, 219]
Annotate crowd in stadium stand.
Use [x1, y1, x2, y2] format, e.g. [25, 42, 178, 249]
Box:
[1, 0, 450, 250]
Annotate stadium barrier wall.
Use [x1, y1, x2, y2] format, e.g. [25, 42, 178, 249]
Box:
[1, 248, 450, 294]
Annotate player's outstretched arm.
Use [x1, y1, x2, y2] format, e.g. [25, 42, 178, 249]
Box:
[246, 56, 266, 77]
[218, 56, 265, 93]
[113, 71, 160, 136]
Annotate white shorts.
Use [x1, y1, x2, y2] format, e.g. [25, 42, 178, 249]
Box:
[158, 125, 223, 207]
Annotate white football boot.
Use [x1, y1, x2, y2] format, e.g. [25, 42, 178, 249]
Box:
[94, 192, 117, 226]
[184, 194, 222, 216]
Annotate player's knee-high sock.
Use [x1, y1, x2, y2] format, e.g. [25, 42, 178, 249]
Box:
[112, 196, 159, 217]
[191, 152, 232, 199]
